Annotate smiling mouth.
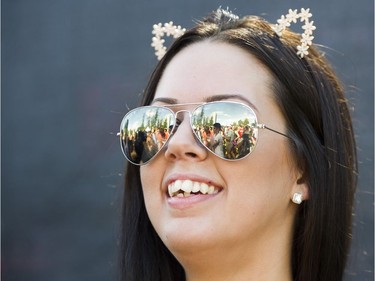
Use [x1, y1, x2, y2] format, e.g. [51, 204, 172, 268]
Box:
[168, 179, 221, 198]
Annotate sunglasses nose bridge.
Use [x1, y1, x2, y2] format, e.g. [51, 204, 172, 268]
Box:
[164, 109, 209, 161]
[173, 109, 191, 116]
[171, 109, 193, 135]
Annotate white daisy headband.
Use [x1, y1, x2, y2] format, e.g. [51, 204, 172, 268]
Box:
[151, 8, 316, 60]
[151, 22, 186, 60]
[272, 8, 316, 58]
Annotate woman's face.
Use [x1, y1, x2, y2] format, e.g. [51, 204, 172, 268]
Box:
[140, 41, 301, 262]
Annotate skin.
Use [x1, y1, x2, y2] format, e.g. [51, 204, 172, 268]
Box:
[140, 41, 308, 281]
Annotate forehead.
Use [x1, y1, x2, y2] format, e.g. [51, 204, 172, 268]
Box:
[154, 41, 274, 105]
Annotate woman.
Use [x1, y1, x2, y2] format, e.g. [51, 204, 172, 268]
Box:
[240, 125, 252, 158]
[201, 126, 212, 150]
[211, 122, 224, 158]
[119, 8, 357, 281]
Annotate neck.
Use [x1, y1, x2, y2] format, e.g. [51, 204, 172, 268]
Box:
[175, 222, 294, 281]
[182, 241, 293, 281]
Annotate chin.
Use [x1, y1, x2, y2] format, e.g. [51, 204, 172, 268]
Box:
[156, 217, 222, 255]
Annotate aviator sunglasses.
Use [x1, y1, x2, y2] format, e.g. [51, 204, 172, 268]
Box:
[118, 101, 290, 165]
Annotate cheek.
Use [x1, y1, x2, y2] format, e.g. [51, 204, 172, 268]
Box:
[225, 139, 296, 204]
[141, 166, 158, 196]
[140, 165, 164, 218]
[221, 147, 296, 235]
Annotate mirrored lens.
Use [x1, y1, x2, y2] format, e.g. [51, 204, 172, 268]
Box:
[191, 102, 259, 160]
[119, 106, 174, 165]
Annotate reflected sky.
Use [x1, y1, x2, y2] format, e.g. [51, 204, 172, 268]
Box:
[121, 102, 258, 132]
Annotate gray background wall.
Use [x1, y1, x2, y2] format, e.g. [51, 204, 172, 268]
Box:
[2, 1, 373, 280]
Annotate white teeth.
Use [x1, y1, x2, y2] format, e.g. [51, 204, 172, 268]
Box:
[200, 183, 209, 194]
[181, 180, 193, 193]
[168, 180, 220, 197]
[184, 192, 191, 197]
[168, 187, 173, 197]
[174, 180, 182, 192]
[192, 182, 201, 193]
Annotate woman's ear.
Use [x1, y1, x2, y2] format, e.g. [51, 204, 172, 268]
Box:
[291, 173, 309, 204]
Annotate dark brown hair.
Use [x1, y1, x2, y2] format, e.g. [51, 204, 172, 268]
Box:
[120, 9, 357, 281]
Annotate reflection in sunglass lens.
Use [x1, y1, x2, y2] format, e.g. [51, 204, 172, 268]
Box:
[119, 102, 260, 165]
[119, 106, 174, 165]
[191, 102, 258, 160]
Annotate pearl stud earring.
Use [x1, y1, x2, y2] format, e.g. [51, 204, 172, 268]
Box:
[292, 192, 303, 204]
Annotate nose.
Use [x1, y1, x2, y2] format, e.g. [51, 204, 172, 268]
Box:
[164, 112, 208, 162]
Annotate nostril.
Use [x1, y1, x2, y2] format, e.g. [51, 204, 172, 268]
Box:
[186, 152, 197, 158]
[169, 154, 177, 160]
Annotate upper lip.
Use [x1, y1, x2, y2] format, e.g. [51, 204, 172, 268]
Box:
[163, 173, 223, 194]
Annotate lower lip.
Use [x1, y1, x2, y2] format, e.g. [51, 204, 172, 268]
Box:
[167, 193, 220, 209]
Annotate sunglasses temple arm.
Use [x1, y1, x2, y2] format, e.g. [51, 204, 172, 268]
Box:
[257, 124, 291, 140]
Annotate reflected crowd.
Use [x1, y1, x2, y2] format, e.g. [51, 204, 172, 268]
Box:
[120, 123, 257, 164]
